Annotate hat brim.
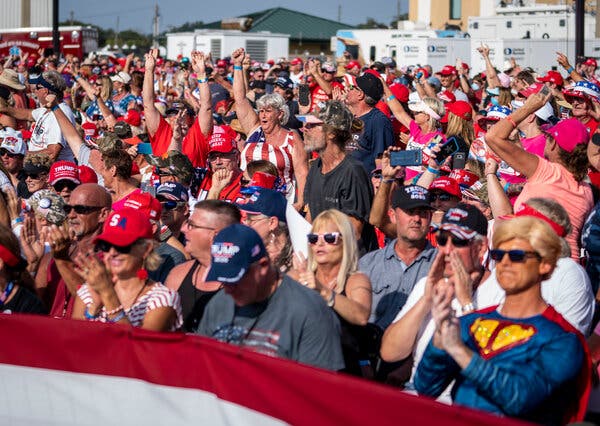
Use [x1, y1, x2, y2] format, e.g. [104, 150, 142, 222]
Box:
[434, 223, 478, 240]
[205, 264, 248, 284]
[93, 231, 139, 247]
[296, 115, 323, 124]
[0, 77, 25, 91]
[49, 176, 80, 186]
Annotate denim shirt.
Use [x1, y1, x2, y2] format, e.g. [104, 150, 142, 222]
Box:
[359, 240, 437, 330]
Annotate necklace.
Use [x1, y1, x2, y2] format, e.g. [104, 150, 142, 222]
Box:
[125, 281, 147, 311]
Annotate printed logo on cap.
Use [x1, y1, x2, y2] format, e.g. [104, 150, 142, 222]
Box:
[446, 208, 468, 222]
[406, 185, 428, 200]
[109, 214, 128, 230]
[212, 242, 240, 263]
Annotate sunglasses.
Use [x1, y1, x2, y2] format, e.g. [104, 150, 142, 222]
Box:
[63, 204, 103, 214]
[431, 193, 454, 202]
[240, 178, 251, 186]
[371, 172, 382, 179]
[0, 149, 21, 158]
[24, 172, 46, 180]
[307, 232, 342, 245]
[436, 232, 471, 248]
[95, 240, 135, 254]
[489, 249, 541, 263]
[53, 180, 78, 192]
[160, 200, 184, 210]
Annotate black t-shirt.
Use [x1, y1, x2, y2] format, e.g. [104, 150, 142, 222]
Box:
[304, 155, 377, 253]
[2, 286, 47, 315]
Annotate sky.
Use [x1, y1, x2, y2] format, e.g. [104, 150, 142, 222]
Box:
[59, 0, 408, 33]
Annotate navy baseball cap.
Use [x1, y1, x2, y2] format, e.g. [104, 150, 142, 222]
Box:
[156, 182, 189, 202]
[237, 188, 287, 223]
[436, 203, 488, 239]
[275, 77, 293, 90]
[206, 224, 267, 284]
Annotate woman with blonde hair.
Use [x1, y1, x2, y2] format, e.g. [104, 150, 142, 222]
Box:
[73, 209, 182, 331]
[292, 209, 373, 376]
[415, 216, 589, 423]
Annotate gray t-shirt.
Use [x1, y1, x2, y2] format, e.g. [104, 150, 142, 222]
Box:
[197, 275, 345, 371]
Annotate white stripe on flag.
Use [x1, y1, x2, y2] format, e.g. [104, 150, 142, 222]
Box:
[0, 363, 288, 426]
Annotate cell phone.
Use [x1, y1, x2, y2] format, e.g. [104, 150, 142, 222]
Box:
[298, 84, 310, 107]
[137, 143, 153, 155]
[415, 72, 423, 79]
[540, 84, 551, 96]
[452, 151, 467, 170]
[390, 150, 423, 167]
[435, 137, 460, 165]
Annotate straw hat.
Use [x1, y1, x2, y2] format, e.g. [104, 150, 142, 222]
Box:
[0, 69, 25, 91]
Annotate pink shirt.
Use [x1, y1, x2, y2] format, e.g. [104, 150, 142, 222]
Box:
[405, 121, 445, 180]
[515, 158, 593, 261]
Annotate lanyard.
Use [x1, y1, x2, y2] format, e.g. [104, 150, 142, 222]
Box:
[0, 281, 15, 307]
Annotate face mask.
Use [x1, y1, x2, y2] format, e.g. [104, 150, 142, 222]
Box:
[471, 83, 480, 91]
[491, 97, 500, 106]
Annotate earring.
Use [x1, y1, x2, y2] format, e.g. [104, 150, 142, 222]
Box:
[269, 231, 276, 246]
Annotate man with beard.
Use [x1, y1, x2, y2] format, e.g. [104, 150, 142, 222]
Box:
[37, 183, 112, 317]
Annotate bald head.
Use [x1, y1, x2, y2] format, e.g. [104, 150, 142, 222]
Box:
[72, 183, 112, 208]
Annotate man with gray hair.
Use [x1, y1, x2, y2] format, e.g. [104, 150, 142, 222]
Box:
[344, 71, 394, 173]
[300, 100, 377, 253]
[0, 70, 75, 162]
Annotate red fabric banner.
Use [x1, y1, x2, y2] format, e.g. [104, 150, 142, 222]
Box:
[0, 314, 532, 426]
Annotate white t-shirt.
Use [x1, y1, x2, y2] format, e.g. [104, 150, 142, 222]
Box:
[475, 257, 594, 335]
[30, 103, 76, 162]
[393, 275, 457, 403]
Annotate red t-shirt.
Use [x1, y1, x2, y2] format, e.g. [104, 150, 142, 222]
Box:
[196, 172, 242, 202]
[582, 117, 599, 138]
[149, 116, 209, 168]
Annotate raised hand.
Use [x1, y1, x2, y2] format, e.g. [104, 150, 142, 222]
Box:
[190, 51, 206, 76]
[231, 48, 245, 66]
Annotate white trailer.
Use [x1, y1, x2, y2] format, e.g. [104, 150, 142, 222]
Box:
[469, 39, 600, 74]
[166, 30, 289, 62]
[467, 5, 596, 40]
[394, 38, 471, 71]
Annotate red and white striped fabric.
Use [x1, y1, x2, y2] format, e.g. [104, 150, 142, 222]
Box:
[77, 283, 183, 330]
[0, 314, 529, 426]
[241, 127, 295, 202]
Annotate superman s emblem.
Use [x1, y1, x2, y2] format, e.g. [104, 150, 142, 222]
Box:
[470, 318, 536, 359]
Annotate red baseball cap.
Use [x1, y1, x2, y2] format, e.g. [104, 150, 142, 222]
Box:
[94, 209, 153, 247]
[290, 57, 303, 66]
[82, 122, 99, 142]
[438, 90, 456, 104]
[519, 82, 545, 98]
[243, 171, 277, 191]
[429, 176, 461, 198]
[585, 58, 598, 68]
[389, 83, 409, 103]
[537, 70, 564, 87]
[208, 126, 237, 153]
[439, 65, 457, 76]
[345, 60, 361, 70]
[78, 165, 98, 184]
[216, 59, 228, 68]
[122, 109, 142, 127]
[49, 161, 80, 186]
[120, 192, 162, 222]
[449, 169, 480, 189]
[446, 100, 473, 121]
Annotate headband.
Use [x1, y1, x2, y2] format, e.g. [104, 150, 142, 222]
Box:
[516, 204, 566, 237]
[0, 244, 20, 267]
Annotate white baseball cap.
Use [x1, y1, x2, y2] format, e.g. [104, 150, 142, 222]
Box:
[0, 127, 26, 156]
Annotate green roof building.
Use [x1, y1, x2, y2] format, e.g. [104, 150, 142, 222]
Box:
[201, 7, 354, 56]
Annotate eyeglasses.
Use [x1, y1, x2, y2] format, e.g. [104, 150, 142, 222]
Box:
[490, 249, 541, 263]
[307, 232, 342, 245]
[431, 193, 454, 202]
[207, 152, 236, 162]
[160, 200, 184, 210]
[436, 232, 471, 248]
[243, 215, 268, 225]
[24, 171, 47, 180]
[63, 204, 103, 214]
[185, 219, 215, 231]
[53, 180, 78, 192]
[95, 240, 136, 254]
[0, 149, 20, 158]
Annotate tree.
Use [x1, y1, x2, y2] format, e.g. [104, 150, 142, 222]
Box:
[166, 20, 205, 33]
[356, 18, 389, 29]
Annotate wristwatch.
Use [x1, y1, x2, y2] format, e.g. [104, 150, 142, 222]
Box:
[327, 290, 336, 308]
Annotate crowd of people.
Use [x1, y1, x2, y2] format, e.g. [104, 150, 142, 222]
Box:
[2, 42, 600, 423]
